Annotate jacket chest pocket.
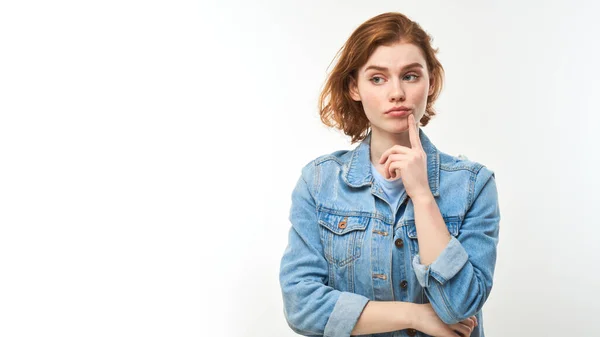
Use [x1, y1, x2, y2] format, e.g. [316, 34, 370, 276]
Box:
[405, 216, 461, 256]
[317, 213, 369, 267]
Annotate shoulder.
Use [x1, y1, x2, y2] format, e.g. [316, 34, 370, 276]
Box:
[437, 150, 498, 208]
[298, 148, 354, 174]
[295, 148, 354, 191]
[438, 150, 495, 179]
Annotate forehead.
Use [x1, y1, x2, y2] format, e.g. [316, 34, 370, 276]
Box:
[360, 42, 426, 72]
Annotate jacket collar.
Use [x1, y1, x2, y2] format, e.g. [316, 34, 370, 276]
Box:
[341, 128, 441, 197]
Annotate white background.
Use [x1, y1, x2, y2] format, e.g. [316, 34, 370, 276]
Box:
[1, 0, 599, 336]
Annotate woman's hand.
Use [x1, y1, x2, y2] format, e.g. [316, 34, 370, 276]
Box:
[378, 114, 431, 202]
[411, 303, 477, 337]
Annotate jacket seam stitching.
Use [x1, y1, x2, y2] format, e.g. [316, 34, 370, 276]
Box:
[434, 280, 460, 322]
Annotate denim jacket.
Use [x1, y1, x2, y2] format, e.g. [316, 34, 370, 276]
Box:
[279, 129, 500, 337]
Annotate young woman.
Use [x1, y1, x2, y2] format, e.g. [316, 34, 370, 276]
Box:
[279, 12, 500, 337]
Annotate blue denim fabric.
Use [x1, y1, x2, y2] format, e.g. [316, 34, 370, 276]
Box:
[279, 129, 501, 337]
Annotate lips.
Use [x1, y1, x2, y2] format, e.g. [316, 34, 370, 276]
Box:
[385, 106, 411, 114]
[385, 108, 411, 117]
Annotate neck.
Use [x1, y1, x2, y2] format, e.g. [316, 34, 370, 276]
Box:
[369, 127, 417, 166]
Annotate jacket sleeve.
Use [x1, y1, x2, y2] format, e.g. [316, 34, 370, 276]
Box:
[411, 166, 501, 324]
[279, 163, 370, 337]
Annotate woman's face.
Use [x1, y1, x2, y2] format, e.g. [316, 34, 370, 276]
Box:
[350, 41, 434, 135]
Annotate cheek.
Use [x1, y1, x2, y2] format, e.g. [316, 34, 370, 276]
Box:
[358, 91, 381, 121]
[359, 88, 382, 107]
[411, 84, 429, 103]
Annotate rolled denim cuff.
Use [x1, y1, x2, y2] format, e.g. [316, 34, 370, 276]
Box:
[323, 292, 370, 337]
[413, 236, 469, 287]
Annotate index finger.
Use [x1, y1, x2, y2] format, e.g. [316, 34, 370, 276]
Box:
[408, 114, 422, 150]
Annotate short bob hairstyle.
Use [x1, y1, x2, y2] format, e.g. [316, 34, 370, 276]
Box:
[319, 12, 445, 144]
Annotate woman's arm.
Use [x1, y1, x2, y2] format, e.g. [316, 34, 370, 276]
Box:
[280, 163, 371, 337]
[353, 301, 477, 337]
[351, 301, 416, 335]
[410, 166, 501, 324]
[411, 192, 453, 266]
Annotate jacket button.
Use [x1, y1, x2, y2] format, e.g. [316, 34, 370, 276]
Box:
[407, 328, 417, 336]
[395, 238, 404, 248]
[338, 221, 347, 229]
[400, 280, 408, 289]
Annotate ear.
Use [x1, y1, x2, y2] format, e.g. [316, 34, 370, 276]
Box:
[349, 77, 361, 101]
[428, 76, 435, 96]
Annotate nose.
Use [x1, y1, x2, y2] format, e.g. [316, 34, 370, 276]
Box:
[389, 79, 405, 102]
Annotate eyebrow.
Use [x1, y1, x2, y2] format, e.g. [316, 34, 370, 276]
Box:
[364, 62, 424, 73]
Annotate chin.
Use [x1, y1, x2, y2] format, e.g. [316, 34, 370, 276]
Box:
[371, 121, 409, 135]
[386, 123, 409, 133]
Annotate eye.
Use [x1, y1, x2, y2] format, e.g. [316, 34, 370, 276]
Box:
[369, 76, 385, 84]
[403, 74, 420, 81]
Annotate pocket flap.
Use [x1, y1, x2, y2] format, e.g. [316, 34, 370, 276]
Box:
[406, 215, 461, 238]
[317, 213, 369, 235]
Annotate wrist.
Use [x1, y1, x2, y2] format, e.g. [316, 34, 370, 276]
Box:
[410, 191, 435, 205]
[404, 302, 421, 330]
